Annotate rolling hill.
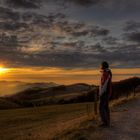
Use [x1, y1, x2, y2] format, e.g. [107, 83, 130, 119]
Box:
[0, 98, 20, 109]
[5, 83, 92, 107]
[0, 77, 140, 109]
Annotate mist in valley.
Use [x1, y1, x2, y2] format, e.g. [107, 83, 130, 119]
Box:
[0, 81, 30, 96]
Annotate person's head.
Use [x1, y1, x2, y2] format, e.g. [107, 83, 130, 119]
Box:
[100, 61, 109, 70]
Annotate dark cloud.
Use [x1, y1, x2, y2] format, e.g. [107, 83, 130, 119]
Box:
[0, 7, 20, 21]
[90, 27, 109, 37]
[102, 36, 118, 45]
[89, 43, 107, 53]
[123, 20, 140, 43]
[46, 0, 104, 7]
[70, 0, 102, 6]
[57, 21, 110, 37]
[71, 30, 89, 37]
[124, 21, 140, 32]
[71, 26, 109, 37]
[2, 0, 140, 12]
[6, 0, 41, 8]
[124, 32, 140, 43]
[62, 42, 79, 47]
[0, 21, 28, 31]
[0, 33, 18, 46]
[79, 43, 108, 54]
[3, 0, 101, 9]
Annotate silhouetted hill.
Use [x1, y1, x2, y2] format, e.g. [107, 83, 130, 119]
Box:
[112, 77, 140, 99]
[0, 77, 140, 109]
[5, 83, 92, 107]
[66, 83, 91, 93]
[0, 97, 20, 109]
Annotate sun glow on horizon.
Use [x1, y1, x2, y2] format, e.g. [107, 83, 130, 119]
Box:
[0, 67, 139, 85]
[0, 66, 9, 74]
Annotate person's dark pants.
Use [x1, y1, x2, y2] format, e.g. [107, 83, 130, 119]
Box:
[99, 93, 110, 125]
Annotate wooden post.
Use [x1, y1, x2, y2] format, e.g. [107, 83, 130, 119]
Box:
[86, 104, 90, 116]
[94, 101, 98, 115]
[94, 92, 98, 115]
[133, 87, 136, 97]
[126, 91, 129, 98]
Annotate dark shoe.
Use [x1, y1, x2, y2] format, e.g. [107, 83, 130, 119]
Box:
[98, 123, 110, 128]
[98, 123, 105, 127]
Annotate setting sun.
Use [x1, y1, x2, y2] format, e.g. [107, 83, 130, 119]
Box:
[0, 67, 9, 74]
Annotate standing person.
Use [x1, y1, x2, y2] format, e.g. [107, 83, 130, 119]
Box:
[99, 61, 112, 127]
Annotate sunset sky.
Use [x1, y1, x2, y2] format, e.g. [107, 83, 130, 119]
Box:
[0, 0, 140, 85]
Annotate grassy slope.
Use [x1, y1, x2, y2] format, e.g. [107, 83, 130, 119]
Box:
[0, 95, 139, 140]
[0, 98, 19, 109]
[0, 102, 93, 140]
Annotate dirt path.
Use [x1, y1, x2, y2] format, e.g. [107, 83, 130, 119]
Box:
[87, 96, 140, 140]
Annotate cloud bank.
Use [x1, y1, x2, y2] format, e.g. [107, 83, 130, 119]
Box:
[0, 0, 140, 69]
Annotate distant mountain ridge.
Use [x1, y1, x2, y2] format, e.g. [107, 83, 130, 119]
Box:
[0, 83, 93, 108]
[0, 77, 140, 109]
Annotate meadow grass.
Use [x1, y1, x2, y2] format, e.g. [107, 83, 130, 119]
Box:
[0, 94, 139, 140]
[0, 102, 94, 140]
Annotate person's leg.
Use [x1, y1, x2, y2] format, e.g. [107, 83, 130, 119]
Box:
[99, 95, 110, 127]
[99, 97, 106, 125]
[104, 102, 110, 125]
[106, 101, 110, 125]
[103, 96, 110, 126]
